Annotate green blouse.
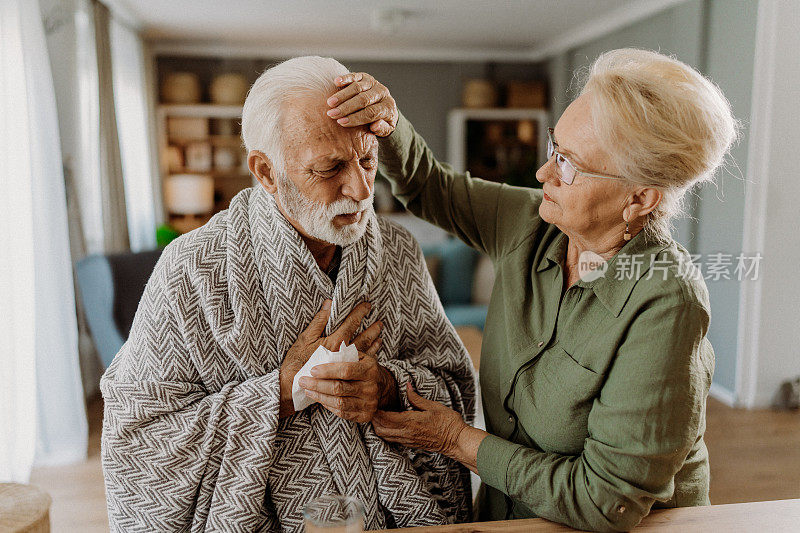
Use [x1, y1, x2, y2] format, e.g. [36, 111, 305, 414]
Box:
[378, 114, 714, 532]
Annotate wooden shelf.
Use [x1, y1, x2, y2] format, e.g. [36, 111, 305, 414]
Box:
[155, 93, 249, 228]
[449, 107, 549, 121]
[167, 168, 250, 178]
[447, 107, 550, 178]
[158, 104, 242, 118]
[167, 134, 243, 146]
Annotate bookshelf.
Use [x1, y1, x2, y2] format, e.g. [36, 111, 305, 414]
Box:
[156, 104, 254, 233]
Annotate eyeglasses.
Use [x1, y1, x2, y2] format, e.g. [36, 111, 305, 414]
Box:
[547, 128, 626, 185]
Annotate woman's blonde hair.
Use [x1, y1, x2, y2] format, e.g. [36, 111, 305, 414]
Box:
[580, 48, 740, 243]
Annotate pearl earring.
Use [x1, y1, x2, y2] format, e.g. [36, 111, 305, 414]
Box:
[624, 221, 632, 241]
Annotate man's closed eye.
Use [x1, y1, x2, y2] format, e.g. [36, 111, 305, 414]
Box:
[314, 163, 342, 177]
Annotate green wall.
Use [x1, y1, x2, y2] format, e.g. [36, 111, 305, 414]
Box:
[547, 0, 758, 395]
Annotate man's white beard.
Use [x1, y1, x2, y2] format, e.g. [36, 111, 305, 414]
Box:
[275, 172, 374, 246]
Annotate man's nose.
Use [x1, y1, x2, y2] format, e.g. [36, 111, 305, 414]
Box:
[341, 163, 372, 202]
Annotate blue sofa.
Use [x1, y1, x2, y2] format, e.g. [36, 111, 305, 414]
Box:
[75, 250, 162, 368]
[421, 239, 488, 330]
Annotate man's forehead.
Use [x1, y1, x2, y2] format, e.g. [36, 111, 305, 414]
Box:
[281, 99, 376, 162]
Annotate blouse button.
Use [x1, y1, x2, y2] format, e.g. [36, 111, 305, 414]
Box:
[537, 341, 544, 347]
[508, 416, 513, 423]
[617, 505, 626, 514]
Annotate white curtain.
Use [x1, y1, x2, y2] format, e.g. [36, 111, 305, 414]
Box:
[0, 0, 88, 481]
[74, 0, 104, 255]
[94, 0, 130, 253]
[67, 0, 158, 398]
[111, 17, 157, 252]
[74, 0, 157, 255]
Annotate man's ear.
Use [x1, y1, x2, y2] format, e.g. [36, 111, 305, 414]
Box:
[624, 186, 662, 221]
[248, 150, 277, 194]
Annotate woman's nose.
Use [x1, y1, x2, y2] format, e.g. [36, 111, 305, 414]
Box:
[536, 157, 559, 185]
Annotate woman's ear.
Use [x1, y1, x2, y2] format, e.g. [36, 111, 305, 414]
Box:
[248, 150, 277, 193]
[625, 186, 663, 220]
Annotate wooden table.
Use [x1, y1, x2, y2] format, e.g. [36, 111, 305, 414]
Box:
[378, 499, 800, 532]
[0, 483, 51, 532]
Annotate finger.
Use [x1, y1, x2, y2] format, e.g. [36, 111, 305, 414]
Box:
[351, 320, 382, 353]
[406, 382, 438, 411]
[370, 119, 393, 137]
[307, 390, 374, 422]
[365, 338, 382, 358]
[329, 72, 370, 103]
[302, 299, 331, 340]
[336, 72, 365, 86]
[372, 414, 416, 442]
[328, 302, 372, 345]
[372, 419, 404, 438]
[328, 85, 383, 119]
[373, 409, 412, 426]
[327, 83, 361, 107]
[310, 361, 364, 380]
[335, 102, 393, 129]
[299, 377, 360, 397]
[372, 427, 409, 444]
[327, 74, 374, 109]
[305, 389, 364, 413]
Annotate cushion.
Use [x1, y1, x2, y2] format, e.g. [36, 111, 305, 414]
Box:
[422, 239, 479, 306]
[106, 249, 163, 338]
[444, 305, 488, 331]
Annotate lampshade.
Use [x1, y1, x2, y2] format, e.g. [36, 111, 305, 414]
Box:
[164, 174, 215, 214]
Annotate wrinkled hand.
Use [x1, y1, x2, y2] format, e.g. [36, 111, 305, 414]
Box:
[298, 344, 398, 424]
[279, 300, 382, 418]
[372, 383, 468, 456]
[326, 72, 398, 137]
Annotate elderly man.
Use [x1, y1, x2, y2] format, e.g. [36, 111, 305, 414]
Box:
[100, 56, 475, 532]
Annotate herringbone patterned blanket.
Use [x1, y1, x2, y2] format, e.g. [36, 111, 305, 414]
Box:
[100, 186, 476, 532]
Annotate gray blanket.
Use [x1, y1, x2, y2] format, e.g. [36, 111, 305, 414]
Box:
[100, 186, 475, 532]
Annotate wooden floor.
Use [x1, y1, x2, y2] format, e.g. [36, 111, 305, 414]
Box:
[705, 397, 800, 503]
[28, 395, 800, 532]
[30, 397, 107, 532]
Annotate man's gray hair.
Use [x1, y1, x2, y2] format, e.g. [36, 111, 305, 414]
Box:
[241, 56, 349, 171]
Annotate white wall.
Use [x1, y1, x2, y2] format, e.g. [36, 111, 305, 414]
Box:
[736, 0, 800, 408]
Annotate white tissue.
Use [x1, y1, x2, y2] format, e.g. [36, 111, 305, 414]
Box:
[292, 341, 360, 411]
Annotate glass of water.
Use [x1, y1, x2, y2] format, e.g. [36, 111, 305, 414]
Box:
[303, 495, 365, 533]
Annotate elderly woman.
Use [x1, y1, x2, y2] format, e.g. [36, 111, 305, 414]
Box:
[323, 49, 738, 531]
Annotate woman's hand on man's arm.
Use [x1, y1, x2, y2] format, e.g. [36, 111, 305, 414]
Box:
[372, 383, 488, 473]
